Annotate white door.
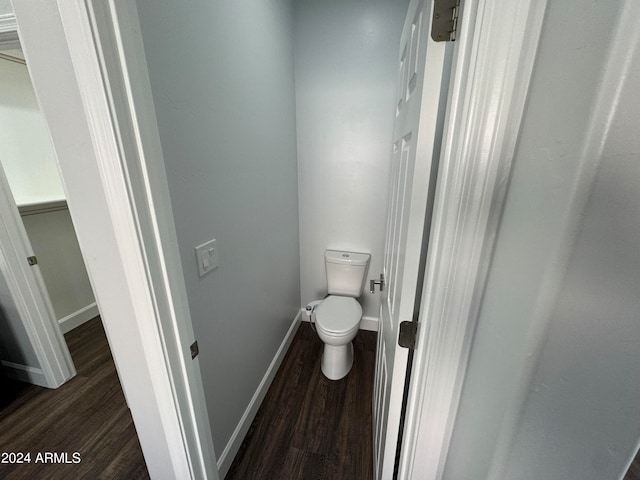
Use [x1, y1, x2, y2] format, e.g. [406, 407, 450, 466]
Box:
[373, 0, 452, 478]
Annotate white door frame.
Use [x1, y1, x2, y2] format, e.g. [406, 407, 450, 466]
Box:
[398, 0, 548, 478]
[0, 15, 74, 389]
[13, 0, 218, 478]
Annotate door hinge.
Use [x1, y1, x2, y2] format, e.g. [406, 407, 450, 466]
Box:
[431, 0, 461, 42]
[27, 256, 38, 266]
[398, 321, 418, 350]
[190, 341, 199, 359]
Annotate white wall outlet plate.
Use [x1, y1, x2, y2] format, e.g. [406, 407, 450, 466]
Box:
[195, 239, 219, 277]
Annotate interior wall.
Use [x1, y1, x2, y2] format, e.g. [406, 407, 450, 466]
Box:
[135, 0, 300, 456]
[21, 208, 95, 321]
[443, 1, 640, 479]
[0, 57, 65, 205]
[294, 0, 408, 319]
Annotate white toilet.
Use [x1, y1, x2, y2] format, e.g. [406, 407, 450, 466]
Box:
[313, 250, 370, 380]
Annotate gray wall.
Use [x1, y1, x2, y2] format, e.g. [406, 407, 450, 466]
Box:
[294, 0, 408, 319]
[135, 0, 300, 456]
[443, 1, 640, 479]
[22, 208, 95, 320]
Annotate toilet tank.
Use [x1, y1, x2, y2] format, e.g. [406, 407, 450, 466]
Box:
[325, 250, 371, 297]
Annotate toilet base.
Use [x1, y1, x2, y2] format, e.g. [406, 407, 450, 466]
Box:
[321, 342, 354, 380]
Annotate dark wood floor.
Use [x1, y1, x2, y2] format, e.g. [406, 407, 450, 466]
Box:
[625, 449, 640, 480]
[226, 323, 377, 480]
[0, 317, 149, 480]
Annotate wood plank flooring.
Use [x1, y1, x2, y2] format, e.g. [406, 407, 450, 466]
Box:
[0, 317, 149, 480]
[625, 449, 640, 480]
[226, 323, 377, 480]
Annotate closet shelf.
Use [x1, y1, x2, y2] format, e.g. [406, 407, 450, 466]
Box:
[17, 198, 68, 216]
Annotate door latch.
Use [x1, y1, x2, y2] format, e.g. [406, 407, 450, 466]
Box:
[370, 273, 385, 293]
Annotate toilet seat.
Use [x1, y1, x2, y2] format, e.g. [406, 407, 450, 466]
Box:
[315, 295, 362, 334]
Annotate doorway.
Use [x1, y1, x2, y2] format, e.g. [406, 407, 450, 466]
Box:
[0, 43, 96, 385]
[0, 38, 149, 478]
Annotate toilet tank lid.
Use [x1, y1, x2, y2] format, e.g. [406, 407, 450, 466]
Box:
[325, 250, 370, 266]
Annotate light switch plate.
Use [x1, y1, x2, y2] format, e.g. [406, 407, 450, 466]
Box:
[195, 239, 219, 277]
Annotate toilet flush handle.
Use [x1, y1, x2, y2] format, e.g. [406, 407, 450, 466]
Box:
[370, 273, 385, 294]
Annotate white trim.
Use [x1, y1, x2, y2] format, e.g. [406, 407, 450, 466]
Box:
[18, 199, 67, 216]
[50, 1, 218, 478]
[216, 311, 302, 477]
[359, 315, 379, 332]
[58, 302, 99, 334]
[399, 0, 549, 478]
[300, 309, 379, 332]
[1, 360, 47, 387]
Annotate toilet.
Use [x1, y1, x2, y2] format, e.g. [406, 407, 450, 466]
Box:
[313, 250, 370, 380]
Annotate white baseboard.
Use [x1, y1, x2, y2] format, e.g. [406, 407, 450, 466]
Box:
[1, 360, 48, 387]
[216, 310, 302, 478]
[360, 315, 379, 332]
[58, 302, 99, 334]
[300, 308, 379, 332]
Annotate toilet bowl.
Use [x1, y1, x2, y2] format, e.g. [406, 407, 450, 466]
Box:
[314, 249, 370, 380]
[314, 294, 363, 380]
